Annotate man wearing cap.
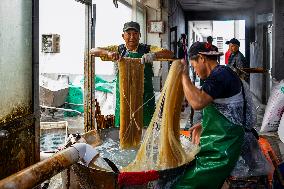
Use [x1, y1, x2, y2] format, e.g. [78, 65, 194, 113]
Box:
[227, 38, 247, 69]
[90, 21, 173, 127]
[174, 41, 261, 188]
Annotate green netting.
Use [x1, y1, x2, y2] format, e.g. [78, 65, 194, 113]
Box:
[64, 84, 84, 117]
[64, 76, 115, 117]
[95, 76, 115, 94]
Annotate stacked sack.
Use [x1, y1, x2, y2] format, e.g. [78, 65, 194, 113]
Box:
[260, 80, 284, 142]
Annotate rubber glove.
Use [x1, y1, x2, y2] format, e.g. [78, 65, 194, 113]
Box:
[141, 53, 156, 64]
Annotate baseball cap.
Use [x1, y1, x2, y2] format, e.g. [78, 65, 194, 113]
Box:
[189, 42, 223, 58]
[225, 40, 230, 45]
[123, 21, 140, 32]
[228, 38, 240, 46]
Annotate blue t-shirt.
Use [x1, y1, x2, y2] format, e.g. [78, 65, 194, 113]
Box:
[201, 65, 241, 99]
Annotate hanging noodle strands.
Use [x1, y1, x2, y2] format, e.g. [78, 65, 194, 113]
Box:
[123, 60, 200, 171]
[119, 58, 144, 149]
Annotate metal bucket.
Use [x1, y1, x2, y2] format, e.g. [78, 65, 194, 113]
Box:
[63, 128, 193, 189]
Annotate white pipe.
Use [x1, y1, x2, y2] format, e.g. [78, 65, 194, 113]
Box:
[72, 143, 99, 166]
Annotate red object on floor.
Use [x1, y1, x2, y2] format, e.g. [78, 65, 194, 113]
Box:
[258, 136, 280, 187]
[180, 130, 190, 137]
[118, 170, 159, 186]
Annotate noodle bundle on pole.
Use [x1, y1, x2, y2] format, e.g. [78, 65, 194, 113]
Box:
[119, 59, 144, 149]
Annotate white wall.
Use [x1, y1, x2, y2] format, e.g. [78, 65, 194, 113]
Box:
[188, 22, 204, 45]
[94, 0, 132, 75]
[236, 20, 246, 55]
[145, 0, 163, 76]
[39, 0, 85, 74]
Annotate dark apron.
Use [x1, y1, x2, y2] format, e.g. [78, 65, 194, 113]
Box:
[174, 104, 244, 189]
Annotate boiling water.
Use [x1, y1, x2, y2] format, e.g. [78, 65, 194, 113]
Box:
[91, 134, 198, 172]
[92, 138, 138, 171]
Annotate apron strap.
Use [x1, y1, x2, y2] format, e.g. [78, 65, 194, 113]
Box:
[224, 66, 259, 140]
[240, 80, 259, 140]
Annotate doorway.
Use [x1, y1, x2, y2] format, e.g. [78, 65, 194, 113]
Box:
[188, 20, 246, 65]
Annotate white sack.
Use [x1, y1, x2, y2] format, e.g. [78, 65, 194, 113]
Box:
[260, 80, 284, 132]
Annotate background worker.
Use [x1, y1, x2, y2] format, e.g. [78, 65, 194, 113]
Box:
[90, 21, 174, 127]
[177, 33, 188, 60]
[227, 38, 246, 68]
[174, 41, 265, 188]
[227, 38, 248, 81]
[177, 34, 190, 113]
[206, 36, 218, 52]
[207, 35, 220, 63]
[199, 36, 219, 86]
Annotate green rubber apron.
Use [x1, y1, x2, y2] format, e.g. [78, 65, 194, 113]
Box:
[174, 104, 244, 189]
[115, 52, 155, 127]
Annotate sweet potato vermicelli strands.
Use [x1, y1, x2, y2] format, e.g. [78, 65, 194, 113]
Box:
[119, 59, 144, 149]
[123, 60, 200, 172]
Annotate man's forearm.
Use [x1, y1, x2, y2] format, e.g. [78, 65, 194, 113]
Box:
[90, 47, 109, 57]
[181, 75, 212, 110]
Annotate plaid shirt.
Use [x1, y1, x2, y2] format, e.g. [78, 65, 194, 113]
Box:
[228, 51, 247, 68]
